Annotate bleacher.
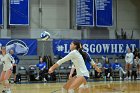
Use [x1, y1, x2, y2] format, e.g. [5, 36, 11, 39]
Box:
[8, 54, 127, 83]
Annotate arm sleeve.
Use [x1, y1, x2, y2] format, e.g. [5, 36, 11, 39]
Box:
[56, 51, 74, 65]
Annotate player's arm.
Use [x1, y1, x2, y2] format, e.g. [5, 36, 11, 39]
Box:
[86, 53, 101, 72]
[8, 54, 15, 64]
[48, 51, 74, 74]
[69, 65, 76, 79]
[90, 59, 102, 73]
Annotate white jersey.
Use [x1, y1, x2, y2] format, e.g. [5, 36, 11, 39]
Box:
[0, 53, 15, 71]
[57, 50, 89, 77]
[125, 53, 134, 64]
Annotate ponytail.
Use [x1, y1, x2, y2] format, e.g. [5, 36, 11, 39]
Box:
[78, 48, 87, 61]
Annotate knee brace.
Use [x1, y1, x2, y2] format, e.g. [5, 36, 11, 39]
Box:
[79, 83, 85, 88]
[68, 89, 74, 93]
[79, 83, 89, 89]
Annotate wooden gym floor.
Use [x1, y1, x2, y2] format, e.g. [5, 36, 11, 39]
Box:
[0, 81, 140, 93]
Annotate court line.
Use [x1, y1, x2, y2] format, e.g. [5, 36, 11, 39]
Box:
[51, 89, 61, 93]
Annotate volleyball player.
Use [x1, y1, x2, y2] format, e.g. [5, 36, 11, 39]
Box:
[0, 46, 15, 93]
[67, 45, 101, 93]
[48, 41, 90, 93]
[125, 48, 134, 80]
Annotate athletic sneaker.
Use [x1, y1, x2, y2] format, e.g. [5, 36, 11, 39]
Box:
[110, 77, 113, 81]
[124, 77, 128, 80]
[2, 90, 6, 93]
[35, 76, 39, 80]
[120, 77, 122, 80]
[43, 78, 47, 82]
[6, 90, 12, 93]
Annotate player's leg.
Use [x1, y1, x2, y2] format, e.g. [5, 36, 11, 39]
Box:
[0, 71, 5, 82]
[13, 65, 17, 83]
[62, 76, 77, 93]
[0, 71, 6, 92]
[125, 63, 129, 79]
[78, 83, 90, 93]
[68, 76, 87, 93]
[128, 64, 132, 79]
[4, 69, 12, 92]
[0, 71, 10, 92]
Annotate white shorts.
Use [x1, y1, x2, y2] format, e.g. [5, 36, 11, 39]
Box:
[3, 65, 13, 71]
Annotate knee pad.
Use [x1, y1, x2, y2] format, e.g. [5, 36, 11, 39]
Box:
[4, 80, 9, 84]
[68, 89, 74, 93]
[79, 83, 85, 88]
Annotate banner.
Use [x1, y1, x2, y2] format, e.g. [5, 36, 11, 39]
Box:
[0, 39, 37, 55]
[9, 0, 29, 25]
[96, 0, 113, 26]
[53, 39, 139, 57]
[76, 0, 94, 26]
[0, 0, 3, 25]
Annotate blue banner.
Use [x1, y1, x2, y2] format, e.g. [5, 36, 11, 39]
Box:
[96, 0, 113, 26]
[0, 0, 3, 25]
[53, 39, 139, 57]
[9, 0, 29, 25]
[0, 39, 37, 55]
[76, 0, 94, 26]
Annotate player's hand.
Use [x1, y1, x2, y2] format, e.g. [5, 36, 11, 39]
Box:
[48, 68, 54, 74]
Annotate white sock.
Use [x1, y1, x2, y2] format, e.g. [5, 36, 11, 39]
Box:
[68, 89, 74, 93]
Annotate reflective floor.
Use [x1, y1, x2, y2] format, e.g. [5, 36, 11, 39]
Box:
[0, 81, 140, 93]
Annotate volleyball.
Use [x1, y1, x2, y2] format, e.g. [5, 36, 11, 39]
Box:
[40, 31, 50, 40]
